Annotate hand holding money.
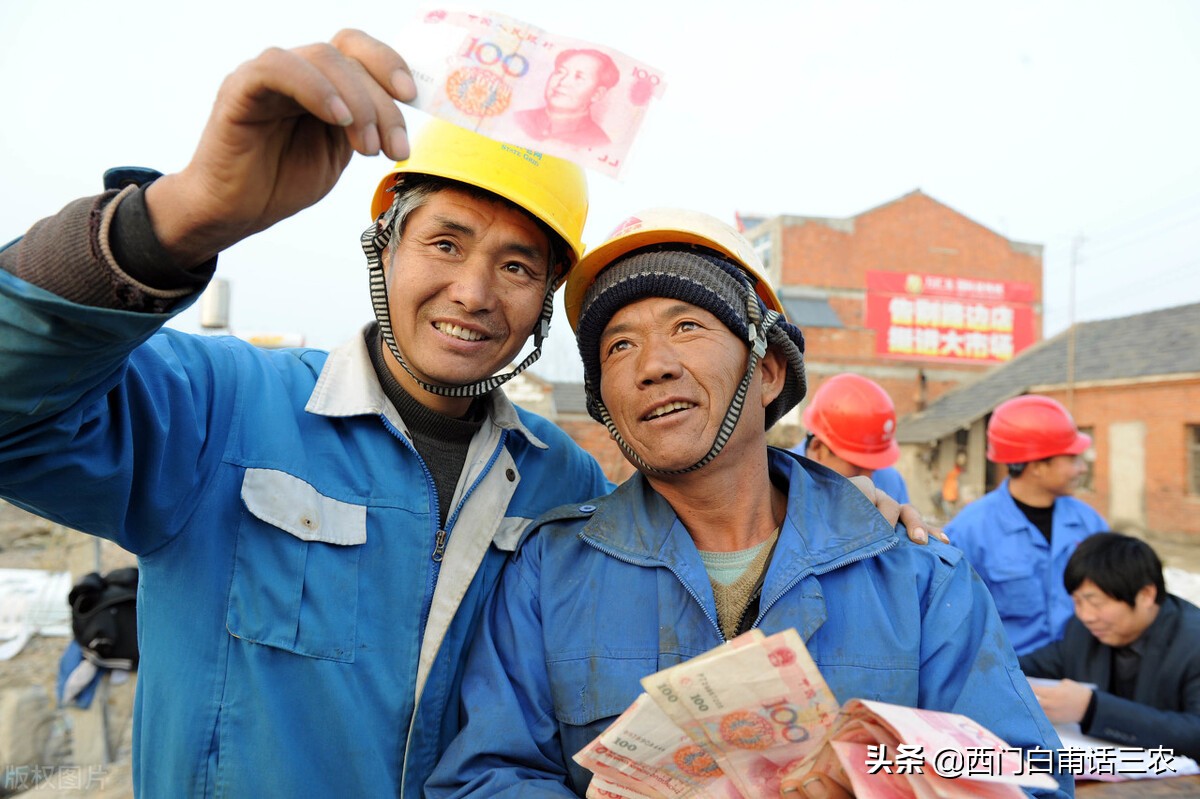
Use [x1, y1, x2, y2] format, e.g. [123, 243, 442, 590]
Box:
[576, 630, 1059, 798]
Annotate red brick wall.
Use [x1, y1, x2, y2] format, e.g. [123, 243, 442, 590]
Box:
[1041, 379, 1200, 539]
[777, 192, 1042, 418]
[779, 192, 1043, 302]
[556, 416, 636, 485]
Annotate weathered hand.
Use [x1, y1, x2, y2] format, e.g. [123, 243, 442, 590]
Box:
[780, 772, 854, 798]
[145, 29, 416, 266]
[848, 476, 949, 545]
[780, 746, 855, 799]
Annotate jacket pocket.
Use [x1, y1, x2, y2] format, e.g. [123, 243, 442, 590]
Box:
[987, 571, 1044, 621]
[548, 655, 656, 727]
[226, 468, 366, 662]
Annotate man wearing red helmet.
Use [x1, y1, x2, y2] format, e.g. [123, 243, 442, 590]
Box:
[794, 373, 913, 506]
[946, 394, 1108, 656]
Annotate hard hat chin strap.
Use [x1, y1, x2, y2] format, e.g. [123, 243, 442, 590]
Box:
[596, 298, 779, 476]
[359, 208, 552, 399]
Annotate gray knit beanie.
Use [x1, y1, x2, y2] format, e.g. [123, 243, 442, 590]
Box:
[576, 245, 807, 429]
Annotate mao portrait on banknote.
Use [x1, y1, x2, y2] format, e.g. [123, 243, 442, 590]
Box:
[513, 47, 619, 149]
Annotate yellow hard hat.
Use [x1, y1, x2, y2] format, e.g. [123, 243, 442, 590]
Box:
[370, 118, 589, 271]
[564, 208, 784, 331]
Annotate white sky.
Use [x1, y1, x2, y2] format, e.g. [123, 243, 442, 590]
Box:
[3, 0, 1198, 381]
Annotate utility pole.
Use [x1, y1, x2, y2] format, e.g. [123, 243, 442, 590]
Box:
[1066, 235, 1083, 413]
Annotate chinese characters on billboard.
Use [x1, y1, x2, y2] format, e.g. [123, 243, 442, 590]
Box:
[865, 272, 1037, 364]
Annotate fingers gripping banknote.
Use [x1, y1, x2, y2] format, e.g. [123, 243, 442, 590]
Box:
[399, 8, 667, 177]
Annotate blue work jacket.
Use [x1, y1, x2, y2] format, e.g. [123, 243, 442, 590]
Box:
[428, 450, 1071, 798]
[946, 481, 1107, 656]
[0, 269, 610, 798]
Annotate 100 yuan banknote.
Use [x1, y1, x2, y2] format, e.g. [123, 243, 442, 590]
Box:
[399, 8, 667, 177]
[654, 630, 842, 798]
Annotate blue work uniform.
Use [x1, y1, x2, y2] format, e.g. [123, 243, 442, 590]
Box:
[0, 263, 610, 797]
[946, 480, 1107, 656]
[428, 450, 1070, 798]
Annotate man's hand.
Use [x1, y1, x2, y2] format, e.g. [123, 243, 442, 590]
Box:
[780, 746, 854, 798]
[849, 476, 950, 545]
[780, 773, 853, 798]
[145, 29, 416, 266]
[1031, 678, 1093, 724]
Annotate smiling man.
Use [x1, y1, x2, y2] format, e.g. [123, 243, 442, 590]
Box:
[1020, 532, 1200, 759]
[427, 210, 1068, 799]
[0, 32, 611, 798]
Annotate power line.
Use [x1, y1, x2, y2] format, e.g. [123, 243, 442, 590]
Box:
[1042, 255, 1200, 319]
[1070, 184, 1200, 247]
[1079, 205, 1200, 261]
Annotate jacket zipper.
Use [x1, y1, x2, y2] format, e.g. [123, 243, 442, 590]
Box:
[380, 416, 507, 646]
[755, 535, 900, 625]
[389, 419, 508, 795]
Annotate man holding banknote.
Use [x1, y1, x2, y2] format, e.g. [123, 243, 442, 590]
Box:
[428, 210, 1070, 798]
[0, 31, 617, 798]
[0, 28, 944, 798]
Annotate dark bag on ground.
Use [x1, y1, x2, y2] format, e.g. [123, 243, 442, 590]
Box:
[68, 567, 139, 670]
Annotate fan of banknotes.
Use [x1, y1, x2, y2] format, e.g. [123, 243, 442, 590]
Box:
[573, 629, 1058, 798]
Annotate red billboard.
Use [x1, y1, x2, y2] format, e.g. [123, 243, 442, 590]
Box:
[865, 271, 1036, 364]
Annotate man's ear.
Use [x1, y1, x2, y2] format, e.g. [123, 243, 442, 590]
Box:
[1136, 583, 1158, 607]
[758, 346, 787, 408]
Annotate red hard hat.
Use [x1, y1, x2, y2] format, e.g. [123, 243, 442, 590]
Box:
[802, 374, 900, 471]
[986, 395, 1092, 463]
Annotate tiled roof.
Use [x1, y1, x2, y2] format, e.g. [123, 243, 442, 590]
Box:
[550, 381, 590, 415]
[781, 297, 843, 329]
[897, 302, 1200, 444]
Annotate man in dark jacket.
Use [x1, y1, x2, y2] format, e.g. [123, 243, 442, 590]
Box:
[1020, 532, 1200, 760]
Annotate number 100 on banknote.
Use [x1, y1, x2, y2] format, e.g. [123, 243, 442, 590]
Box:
[401, 8, 668, 177]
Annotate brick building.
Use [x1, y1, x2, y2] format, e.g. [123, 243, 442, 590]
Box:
[741, 190, 1044, 432]
[505, 370, 635, 484]
[897, 302, 1200, 540]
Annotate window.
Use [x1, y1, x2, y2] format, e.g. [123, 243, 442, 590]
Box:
[752, 233, 772, 272]
[1077, 426, 1096, 492]
[1190, 425, 1200, 495]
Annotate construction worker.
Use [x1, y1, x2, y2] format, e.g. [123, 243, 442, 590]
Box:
[0, 32, 936, 797]
[0, 32, 612, 797]
[947, 394, 1108, 656]
[428, 210, 1067, 799]
[795, 372, 911, 503]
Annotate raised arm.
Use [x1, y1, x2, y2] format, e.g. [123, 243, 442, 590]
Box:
[145, 29, 414, 266]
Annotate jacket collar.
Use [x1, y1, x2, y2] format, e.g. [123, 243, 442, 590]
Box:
[1134, 594, 1182, 654]
[578, 447, 898, 582]
[993, 478, 1090, 551]
[304, 325, 548, 450]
